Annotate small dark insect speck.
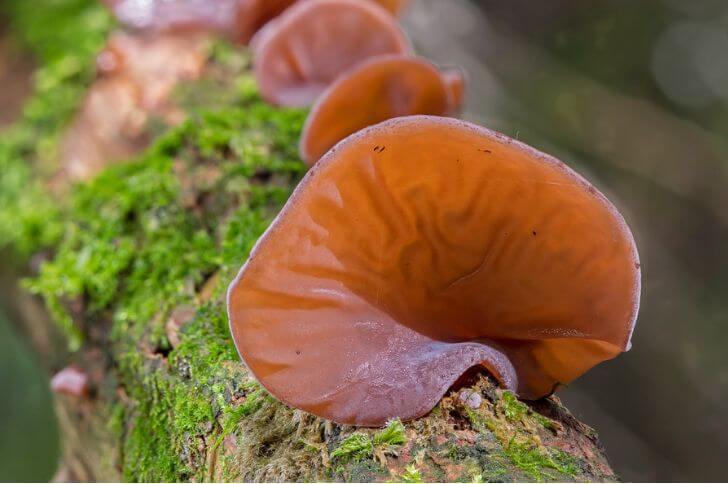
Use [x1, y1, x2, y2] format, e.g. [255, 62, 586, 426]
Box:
[532, 230, 537, 236]
[478, 149, 492, 154]
[635, 263, 641, 269]
[373, 145, 386, 153]
[296, 350, 301, 355]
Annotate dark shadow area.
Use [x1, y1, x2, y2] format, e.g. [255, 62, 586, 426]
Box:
[0, 310, 59, 482]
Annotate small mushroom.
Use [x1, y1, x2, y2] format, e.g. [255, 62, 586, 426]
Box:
[371, 0, 409, 16]
[234, 0, 299, 44]
[441, 67, 467, 115]
[299, 55, 453, 165]
[103, 0, 297, 42]
[252, 0, 411, 107]
[103, 0, 240, 36]
[227, 116, 641, 426]
[51, 366, 89, 398]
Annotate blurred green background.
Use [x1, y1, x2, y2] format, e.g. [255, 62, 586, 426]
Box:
[0, 310, 59, 481]
[1, 0, 727, 481]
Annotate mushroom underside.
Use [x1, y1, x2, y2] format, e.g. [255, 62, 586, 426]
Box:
[235, 305, 620, 426]
[228, 116, 640, 426]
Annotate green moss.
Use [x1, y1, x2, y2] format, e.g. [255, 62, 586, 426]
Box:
[0, 0, 112, 258]
[2, 16, 307, 472]
[373, 419, 407, 447]
[345, 460, 389, 483]
[331, 419, 408, 465]
[501, 391, 528, 422]
[331, 433, 375, 463]
[503, 438, 577, 481]
[24, 101, 305, 348]
[459, 384, 579, 482]
[502, 391, 559, 431]
[465, 407, 497, 434]
[401, 463, 423, 483]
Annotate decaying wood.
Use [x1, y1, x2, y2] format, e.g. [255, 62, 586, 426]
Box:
[7, 20, 620, 484]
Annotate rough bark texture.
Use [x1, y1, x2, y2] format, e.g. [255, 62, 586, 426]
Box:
[1, 1, 618, 481]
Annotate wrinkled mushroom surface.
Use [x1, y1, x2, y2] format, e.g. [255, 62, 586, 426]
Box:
[228, 116, 641, 426]
[252, 0, 411, 107]
[299, 55, 451, 165]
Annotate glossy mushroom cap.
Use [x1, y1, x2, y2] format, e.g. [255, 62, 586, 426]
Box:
[299, 55, 451, 165]
[234, 0, 299, 43]
[227, 116, 641, 426]
[252, 0, 411, 107]
[441, 67, 467, 114]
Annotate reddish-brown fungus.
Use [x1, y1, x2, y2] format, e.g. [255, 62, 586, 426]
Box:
[299, 55, 452, 165]
[103, 0, 298, 42]
[234, 0, 299, 43]
[51, 366, 89, 398]
[103, 0, 240, 36]
[371, 0, 409, 16]
[442, 67, 467, 114]
[227, 116, 641, 426]
[252, 0, 411, 107]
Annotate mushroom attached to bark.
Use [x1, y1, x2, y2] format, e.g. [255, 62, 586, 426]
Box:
[103, 0, 297, 43]
[234, 0, 299, 44]
[252, 0, 411, 107]
[228, 116, 641, 426]
[103, 0, 240, 36]
[299, 55, 454, 165]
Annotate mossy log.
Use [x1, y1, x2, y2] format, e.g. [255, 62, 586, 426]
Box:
[1, 1, 618, 481]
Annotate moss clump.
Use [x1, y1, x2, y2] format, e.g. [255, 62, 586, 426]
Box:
[331, 419, 408, 463]
[10, 22, 306, 475]
[501, 391, 528, 422]
[0, 0, 112, 258]
[25, 102, 306, 349]
[401, 463, 423, 483]
[454, 381, 581, 482]
[373, 419, 407, 447]
[331, 433, 376, 462]
[501, 390, 560, 431]
[503, 439, 577, 481]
